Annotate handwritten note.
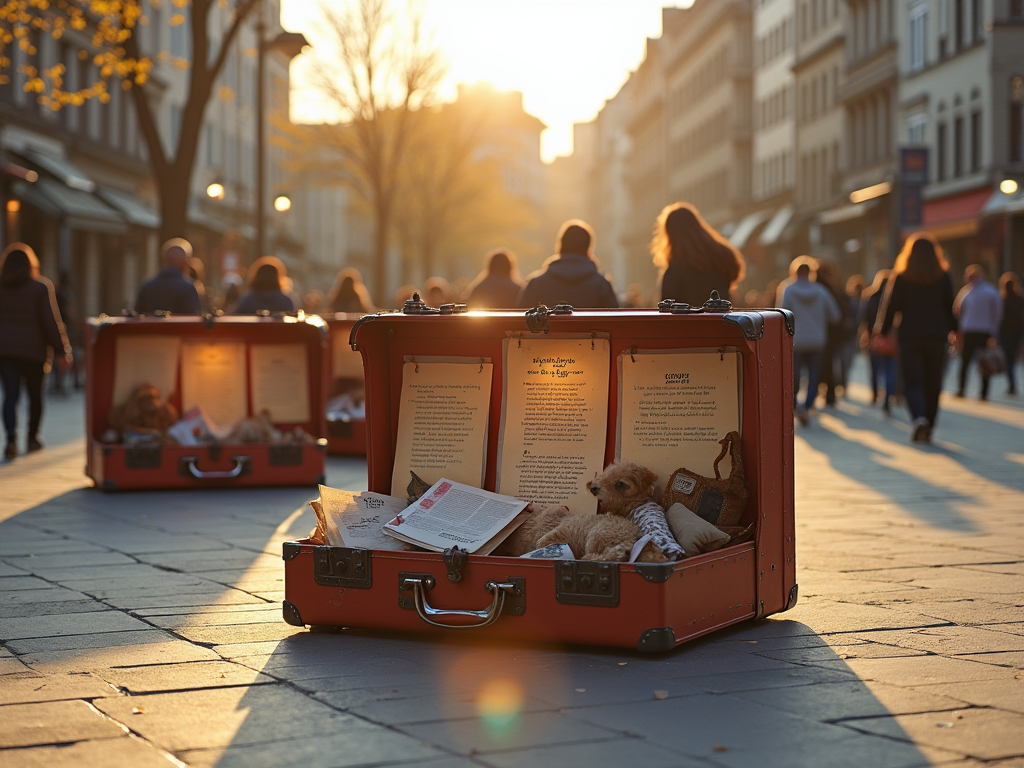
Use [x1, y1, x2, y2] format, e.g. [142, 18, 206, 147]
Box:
[390, 360, 493, 495]
[319, 485, 409, 550]
[617, 350, 740, 491]
[180, 341, 248, 428]
[497, 337, 610, 514]
[250, 344, 310, 423]
[112, 336, 181, 406]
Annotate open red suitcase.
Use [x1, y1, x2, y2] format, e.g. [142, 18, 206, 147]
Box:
[85, 314, 329, 491]
[325, 313, 368, 456]
[283, 303, 797, 651]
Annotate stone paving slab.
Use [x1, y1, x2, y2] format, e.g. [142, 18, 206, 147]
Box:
[0, 699, 126, 748]
[0, 736, 180, 768]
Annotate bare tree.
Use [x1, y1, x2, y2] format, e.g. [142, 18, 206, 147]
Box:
[308, 0, 445, 305]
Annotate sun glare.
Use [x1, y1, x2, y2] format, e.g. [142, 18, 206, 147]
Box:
[282, 0, 682, 162]
[476, 676, 525, 733]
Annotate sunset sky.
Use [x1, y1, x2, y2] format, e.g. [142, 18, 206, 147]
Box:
[281, 0, 685, 162]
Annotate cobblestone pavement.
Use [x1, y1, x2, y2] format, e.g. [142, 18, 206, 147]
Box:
[1, 360, 1022, 768]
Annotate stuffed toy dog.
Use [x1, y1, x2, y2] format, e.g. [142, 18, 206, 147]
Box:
[107, 384, 178, 441]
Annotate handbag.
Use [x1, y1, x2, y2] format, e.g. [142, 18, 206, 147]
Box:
[661, 431, 750, 528]
[978, 345, 1006, 376]
[869, 330, 899, 357]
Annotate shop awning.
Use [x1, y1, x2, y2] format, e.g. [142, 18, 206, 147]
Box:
[188, 202, 256, 241]
[97, 187, 160, 229]
[819, 199, 877, 225]
[30, 176, 127, 234]
[920, 188, 991, 240]
[19, 148, 95, 192]
[729, 209, 773, 250]
[759, 205, 794, 246]
[982, 187, 1024, 217]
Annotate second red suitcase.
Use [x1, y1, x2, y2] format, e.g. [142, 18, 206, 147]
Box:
[283, 303, 797, 651]
[325, 313, 368, 456]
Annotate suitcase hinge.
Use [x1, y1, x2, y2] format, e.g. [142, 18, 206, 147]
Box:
[443, 546, 469, 583]
[525, 303, 573, 334]
[554, 561, 619, 607]
[702, 290, 733, 312]
[402, 292, 440, 315]
[313, 546, 372, 589]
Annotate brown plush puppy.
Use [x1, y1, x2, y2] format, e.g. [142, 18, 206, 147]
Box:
[586, 461, 658, 516]
[493, 504, 570, 557]
[536, 514, 667, 563]
[108, 384, 179, 437]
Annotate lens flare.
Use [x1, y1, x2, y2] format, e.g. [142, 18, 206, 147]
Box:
[476, 676, 523, 734]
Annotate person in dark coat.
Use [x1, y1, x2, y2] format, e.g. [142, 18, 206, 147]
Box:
[652, 202, 745, 307]
[467, 249, 524, 309]
[232, 257, 295, 314]
[326, 267, 375, 314]
[516, 220, 617, 309]
[135, 238, 202, 315]
[999, 272, 1024, 395]
[0, 243, 71, 459]
[878, 233, 957, 443]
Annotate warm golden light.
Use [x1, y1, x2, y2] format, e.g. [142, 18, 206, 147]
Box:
[6, 200, 20, 213]
[273, 194, 292, 212]
[206, 182, 225, 199]
[476, 676, 524, 732]
[849, 181, 892, 204]
[1000, 179, 1019, 195]
[25, 170, 38, 182]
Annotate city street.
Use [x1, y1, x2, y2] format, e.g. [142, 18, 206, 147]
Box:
[1, 363, 1023, 768]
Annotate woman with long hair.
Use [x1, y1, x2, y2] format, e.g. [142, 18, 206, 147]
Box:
[999, 272, 1024, 395]
[326, 267, 375, 314]
[652, 202, 745, 306]
[231, 256, 294, 314]
[466, 248, 523, 309]
[877, 234, 957, 443]
[0, 243, 71, 459]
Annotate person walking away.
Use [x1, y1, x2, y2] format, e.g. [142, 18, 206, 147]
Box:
[999, 272, 1024, 395]
[778, 257, 841, 425]
[327, 268, 375, 314]
[814, 261, 851, 406]
[135, 239, 202, 315]
[877, 234, 957, 443]
[0, 244, 72, 459]
[517, 220, 618, 308]
[954, 264, 1003, 401]
[466, 249, 524, 309]
[231, 257, 295, 314]
[188, 256, 212, 314]
[423, 277, 452, 308]
[842, 274, 866, 393]
[652, 202, 745, 306]
[861, 270, 897, 412]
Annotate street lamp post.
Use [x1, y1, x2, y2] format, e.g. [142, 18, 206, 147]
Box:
[255, 4, 309, 260]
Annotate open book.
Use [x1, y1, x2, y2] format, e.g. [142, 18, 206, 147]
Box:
[383, 478, 529, 555]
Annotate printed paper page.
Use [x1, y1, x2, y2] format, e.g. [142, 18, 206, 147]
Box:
[112, 336, 181, 406]
[383, 478, 528, 554]
[497, 336, 610, 515]
[617, 350, 741, 492]
[251, 344, 311, 423]
[180, 341, 248, 428]
[389, 360, 493, 495]
[318, 485, 409, 550]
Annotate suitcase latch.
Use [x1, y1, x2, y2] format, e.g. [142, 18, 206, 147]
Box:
[125, 445, 162, 469]
[313, 546, 372, 589]
[443, 546, 469, 583]
[554, 561, 620, 607]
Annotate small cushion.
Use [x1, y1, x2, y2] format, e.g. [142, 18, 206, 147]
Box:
[666, 503, 730, 555]
[631, 500, 685, 561]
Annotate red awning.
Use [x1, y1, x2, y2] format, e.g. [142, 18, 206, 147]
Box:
[920, 188, 992, 240]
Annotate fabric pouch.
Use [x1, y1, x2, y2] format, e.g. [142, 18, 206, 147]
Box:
[661, 431, 749, 528]
[665, 503, 730, 555]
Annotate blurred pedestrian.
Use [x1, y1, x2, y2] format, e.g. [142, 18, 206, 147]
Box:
[842, 274, 866, 388]
[231, 256, 294, 314]
[813, 261, 850, 406]
[0, 244, 72, 459]
[219, 270, 244, 312]
[327, 268, 375, 314]
[652, 202, 745, 306]
[466, 249, 524, 309]
[517, 219, 618, 308]
[954, 264, 1003, 401]
[779, 256, 841, 425]
[861, 270, 897, 412]
[135, 238, 202, 315]
[878, 233, 957, 443]
[424, 277, 451, 308]
[188, 256, 213, 314]
[394, 284, 419, 309]
[999, 272, 1024, 395]
[302, 290, 325, 315]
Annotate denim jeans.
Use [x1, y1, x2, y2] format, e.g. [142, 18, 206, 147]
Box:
[869, 351, 898, 404]
[793, 349, 823, 410]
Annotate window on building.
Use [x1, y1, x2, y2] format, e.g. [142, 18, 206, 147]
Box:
[971, 0, 982, 42]
[909, 4, 927, 72]
[908, 113, 927, 145]
[955, 0, 964, 52]
[937, 122, 948, 180]
[1012, 0, 1024, 19]
[970, 111, 981, 172]
[953, 115, 963, 176]
[1011, 76, 1023, 163]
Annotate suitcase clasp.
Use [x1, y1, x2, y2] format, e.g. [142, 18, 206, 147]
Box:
[443, 546, 469, 583]
[313, 546, 373, 589]
[554, 561, 620, 607]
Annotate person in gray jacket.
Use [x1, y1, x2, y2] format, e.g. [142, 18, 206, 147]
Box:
[778, 256, 841, 424]
[516, 220, 618, 309]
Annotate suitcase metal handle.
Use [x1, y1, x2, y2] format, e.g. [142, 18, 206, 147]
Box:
[400, 575, 517, 629]
[179, 455, 251, 479]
